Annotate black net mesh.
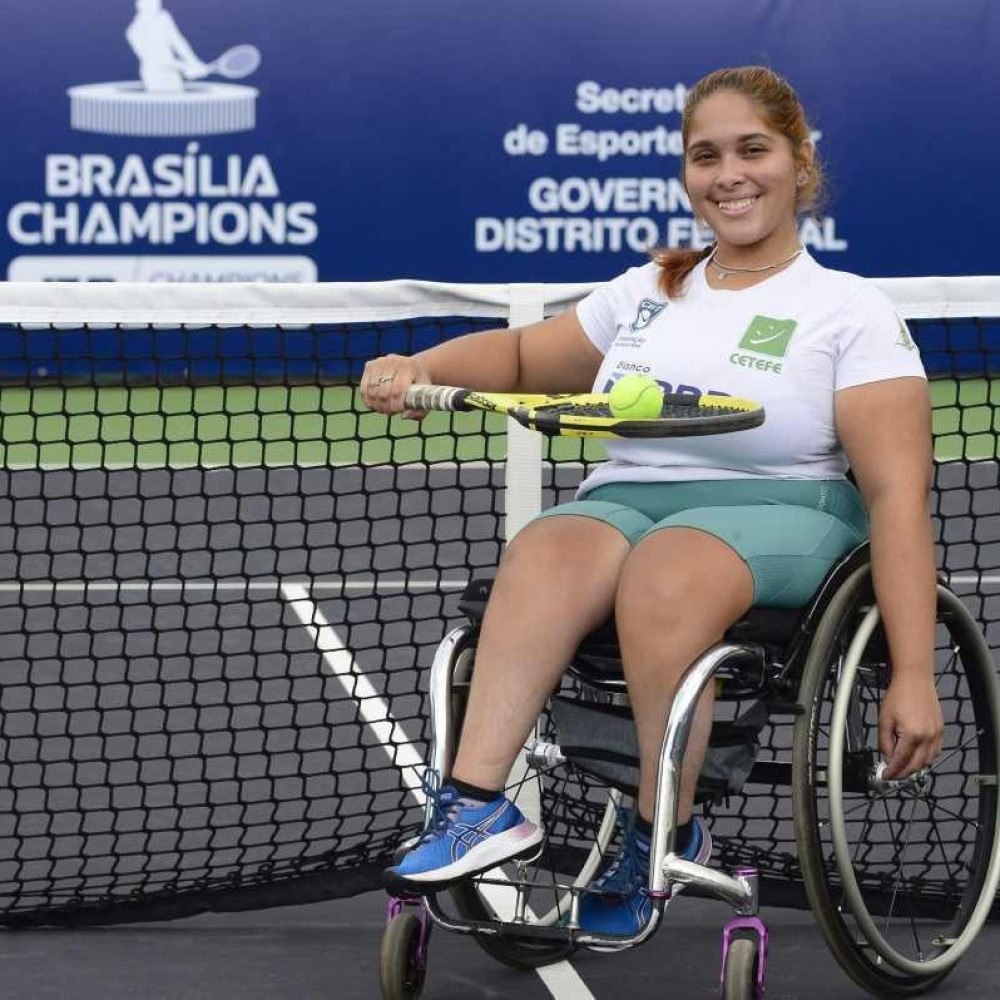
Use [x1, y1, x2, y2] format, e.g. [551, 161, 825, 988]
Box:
[0, 317, 505, 927]
[0, 311, 995, 926]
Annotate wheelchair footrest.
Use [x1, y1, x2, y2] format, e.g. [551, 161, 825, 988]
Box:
[425, 906, 655, 952]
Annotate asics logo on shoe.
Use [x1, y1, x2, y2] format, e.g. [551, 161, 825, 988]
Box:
[382, 786, 542, 894]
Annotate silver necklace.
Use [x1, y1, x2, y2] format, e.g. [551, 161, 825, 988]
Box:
[709, 244, 803, 280]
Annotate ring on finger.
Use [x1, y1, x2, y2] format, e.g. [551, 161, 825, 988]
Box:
[375, 373, 395, 385]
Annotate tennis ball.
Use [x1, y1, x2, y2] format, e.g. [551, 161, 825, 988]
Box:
[609, 374, 664, 419]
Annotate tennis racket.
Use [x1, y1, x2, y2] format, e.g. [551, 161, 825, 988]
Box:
[401, 385, 764, 438]
[207, 44, 261, 79]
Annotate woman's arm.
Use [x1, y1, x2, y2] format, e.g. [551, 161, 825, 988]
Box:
[361, 308, 604, 415]
[835, 375, 943, 779]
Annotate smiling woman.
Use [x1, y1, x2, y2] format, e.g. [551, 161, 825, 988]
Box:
[365, 64, 941, 949]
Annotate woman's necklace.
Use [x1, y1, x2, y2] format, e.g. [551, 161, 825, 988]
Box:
[709, 244, 803, 280]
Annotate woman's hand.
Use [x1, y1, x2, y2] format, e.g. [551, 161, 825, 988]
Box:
[879, 673, 943, 780]
[360, 354, 432, 420]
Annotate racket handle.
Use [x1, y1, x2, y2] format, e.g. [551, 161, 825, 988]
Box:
[402, 385, 471, 412]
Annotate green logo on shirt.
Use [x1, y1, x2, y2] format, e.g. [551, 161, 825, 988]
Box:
[737, 315, 798, 357]
[896, 318, 916, 352]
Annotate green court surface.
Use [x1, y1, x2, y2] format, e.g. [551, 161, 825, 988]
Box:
[0, 380, 989, 468]
[929, 377, 1000, 462]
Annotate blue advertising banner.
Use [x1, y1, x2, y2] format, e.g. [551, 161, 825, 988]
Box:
[0, 0, 997, 284]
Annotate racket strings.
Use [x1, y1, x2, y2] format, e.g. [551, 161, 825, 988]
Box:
[533, 401, 751, 420]
[533, 402, 609, 417]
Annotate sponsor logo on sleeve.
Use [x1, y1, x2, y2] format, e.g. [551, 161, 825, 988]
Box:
[895, 318, 917, 351]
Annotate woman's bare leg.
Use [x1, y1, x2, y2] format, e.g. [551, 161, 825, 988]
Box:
[614, 527, 754, 823]
[450, 515, 631, 791]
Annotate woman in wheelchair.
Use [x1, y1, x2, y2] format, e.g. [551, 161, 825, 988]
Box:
[363, 66, 943, 939]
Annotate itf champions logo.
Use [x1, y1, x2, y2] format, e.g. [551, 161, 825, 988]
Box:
[5, 0, 320, 280]
[68, 0, 261, 137]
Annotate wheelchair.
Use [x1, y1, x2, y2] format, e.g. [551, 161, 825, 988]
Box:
[379, 542, 1000, 999]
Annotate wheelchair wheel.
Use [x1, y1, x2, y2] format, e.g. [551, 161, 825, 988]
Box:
[721, 933, 761, 1000]
[793, 567, 1000, 996]
[442, 648, 619, 969]
[379, 912, 428, 1000]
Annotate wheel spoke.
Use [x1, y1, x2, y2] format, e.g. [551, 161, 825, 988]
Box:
[882, 795, 922, 956]
[834, 795, 879, 914]
[928, 728, 984, 774]
[925, 798, 980, 832]
[926, 800, 962, 889]
[838, 796, 883, 823]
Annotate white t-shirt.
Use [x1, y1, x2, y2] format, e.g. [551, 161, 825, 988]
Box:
[575, 252, 925, 493]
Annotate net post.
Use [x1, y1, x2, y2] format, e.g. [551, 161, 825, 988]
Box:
[504, 284, 545, 543]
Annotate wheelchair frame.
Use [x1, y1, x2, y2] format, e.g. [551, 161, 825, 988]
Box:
[380, 543, 1000, 999]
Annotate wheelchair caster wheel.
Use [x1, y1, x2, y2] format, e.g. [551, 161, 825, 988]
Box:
[379, 906, 430, 1000]
[721, 918, 767, 1000]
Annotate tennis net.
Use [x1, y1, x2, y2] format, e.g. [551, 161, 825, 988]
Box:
[0, 277, 995, 926]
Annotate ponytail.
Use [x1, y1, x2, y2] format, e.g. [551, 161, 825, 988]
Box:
[651, 246, 713, 298]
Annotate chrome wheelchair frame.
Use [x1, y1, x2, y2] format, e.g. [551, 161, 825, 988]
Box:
[380, 543, 1000, 999]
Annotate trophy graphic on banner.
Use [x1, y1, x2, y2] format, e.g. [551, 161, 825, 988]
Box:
[68, 0, 261, 137]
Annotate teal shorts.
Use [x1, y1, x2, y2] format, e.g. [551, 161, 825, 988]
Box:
[534, 479, 869, 608]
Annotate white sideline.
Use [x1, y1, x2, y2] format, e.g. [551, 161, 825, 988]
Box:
[535, 963, 597, 1000]
[280, 581, 427, 800]
[0, 571, 995, 594]
[281, 580, 595, 1000]
[0, 577, 471, 593]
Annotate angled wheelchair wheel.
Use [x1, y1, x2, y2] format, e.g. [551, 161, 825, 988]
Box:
[793, 566, 1000, 996]
[440, 647, 619, 969]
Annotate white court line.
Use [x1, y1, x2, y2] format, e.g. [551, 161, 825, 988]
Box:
[535, 962, 596, 999]
[475, 880, 597, 1000]
[280, 581, 428, 800]
[281, 581, 594, 1000]
[8, 459, 503, 473]
[1, 573, 995, 593]
[0, 578, 470, 593]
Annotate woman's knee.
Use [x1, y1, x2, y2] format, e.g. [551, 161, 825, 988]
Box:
[497, 514, 630, 587]
[615, 527, 753, 633]
[483, 516, 630, 635]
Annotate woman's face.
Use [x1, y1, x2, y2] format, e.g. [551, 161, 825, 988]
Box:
[684, 90, 803, 255]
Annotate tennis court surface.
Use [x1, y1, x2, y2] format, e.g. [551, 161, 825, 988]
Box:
[0, 280, 997, 998]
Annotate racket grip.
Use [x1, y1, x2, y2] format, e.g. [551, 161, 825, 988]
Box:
[402, 385, 470, 412]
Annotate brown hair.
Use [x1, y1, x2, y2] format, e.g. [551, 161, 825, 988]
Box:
[653, 66, 826, 298]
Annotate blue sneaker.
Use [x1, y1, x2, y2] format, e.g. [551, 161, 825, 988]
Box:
[577, 815, 712, 936]
[383, 777, 542, 895]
